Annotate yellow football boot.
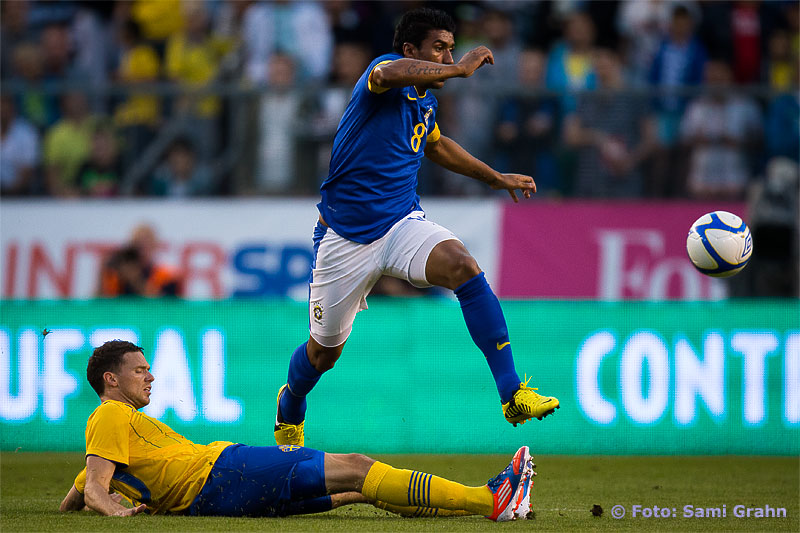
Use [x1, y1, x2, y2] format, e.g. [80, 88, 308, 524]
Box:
[274, 384, 305, 446]
[502, 377, 560, 426]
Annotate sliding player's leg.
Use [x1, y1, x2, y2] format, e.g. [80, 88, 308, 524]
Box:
[323, 447, 534, 522]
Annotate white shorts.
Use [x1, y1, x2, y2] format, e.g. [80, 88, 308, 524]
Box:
[308, 210, 459, 347]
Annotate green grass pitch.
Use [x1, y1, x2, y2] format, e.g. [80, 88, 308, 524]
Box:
[1, 452, 797, 532]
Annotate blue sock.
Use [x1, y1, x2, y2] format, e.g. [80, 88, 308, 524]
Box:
[279, 342, 322, 424]
[454, 272, 521, 404]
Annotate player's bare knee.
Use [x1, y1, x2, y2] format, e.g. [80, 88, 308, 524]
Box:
[346, 453, 376, 483]
[450, 254, 481, 287]
[308, 344, 343, 372]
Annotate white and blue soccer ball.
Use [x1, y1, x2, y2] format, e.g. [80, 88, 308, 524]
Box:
[686, 211, 753, 278]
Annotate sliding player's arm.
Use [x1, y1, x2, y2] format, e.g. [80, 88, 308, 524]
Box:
[83, 455, 147, 516]
[424, 134, 535, 202]
[60, 480, 129, 512]
[60, 483, 87, 512]
[370, 46, 494, 89]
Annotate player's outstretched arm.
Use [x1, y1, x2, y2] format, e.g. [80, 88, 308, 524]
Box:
[84, 456, 147, 516]
[425, 135, 536, 202]
[59, 484, 87, 512]
[370, 46, 494, 89]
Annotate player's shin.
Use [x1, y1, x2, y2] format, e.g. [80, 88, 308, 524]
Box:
[280, 342, 322, 424]
[454, 272, 521, 403]
[362, 462, 493, 516]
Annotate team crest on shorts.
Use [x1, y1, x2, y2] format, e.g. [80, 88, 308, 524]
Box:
[312, 301, 324, 323]
[279, 445, 301, 452]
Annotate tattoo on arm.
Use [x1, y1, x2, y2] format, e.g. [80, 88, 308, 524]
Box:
[405, 65, 443, 76]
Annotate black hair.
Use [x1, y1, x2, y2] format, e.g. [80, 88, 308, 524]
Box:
[123, 19, 142, 42]
[392, 7, 456, 54]
[672, 5, 691, 19]
[86, 340, 144, 397]
[169, 137, 195, 154]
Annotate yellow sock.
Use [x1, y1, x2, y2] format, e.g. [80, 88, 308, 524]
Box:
[362, 462, 493, 516]
[373, 500, 473, 517]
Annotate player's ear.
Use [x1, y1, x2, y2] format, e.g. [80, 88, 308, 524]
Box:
[103, 371, 118, 389]
[403, 42, 418, 59]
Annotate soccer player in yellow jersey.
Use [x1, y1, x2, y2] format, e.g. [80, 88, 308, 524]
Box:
[59, 341, 535, 521]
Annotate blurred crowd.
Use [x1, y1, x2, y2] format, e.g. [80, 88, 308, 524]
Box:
[0, 0, 798, 202]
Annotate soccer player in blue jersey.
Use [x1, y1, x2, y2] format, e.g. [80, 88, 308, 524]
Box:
[274, 7, 559, 447]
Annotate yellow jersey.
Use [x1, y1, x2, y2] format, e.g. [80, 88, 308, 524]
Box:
[73, 400, 232, 514]
[114, 45, 161, 127]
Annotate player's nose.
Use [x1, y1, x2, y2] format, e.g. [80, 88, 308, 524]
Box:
[443, 49, 454, 64]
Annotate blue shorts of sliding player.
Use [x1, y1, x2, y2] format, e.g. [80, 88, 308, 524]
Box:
[188, 444, 327, 517]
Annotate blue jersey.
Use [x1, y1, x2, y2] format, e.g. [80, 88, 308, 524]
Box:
[318, 53, 441, 244]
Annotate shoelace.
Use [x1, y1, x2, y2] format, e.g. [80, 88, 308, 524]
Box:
[278, 422, 301, 437]
[487, 463, 513, 489]
[519, 374, 538, 392]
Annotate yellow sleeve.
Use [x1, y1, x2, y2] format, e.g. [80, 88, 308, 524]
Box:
[128, 46, 160, 80]
[164, 35, 184, 80]
[73, 468, 87, 493]
[426, 122, 441, 143]
[85, 402, 131, 466]
[42, 128, 58, 165]
[367, 60, 394, 94]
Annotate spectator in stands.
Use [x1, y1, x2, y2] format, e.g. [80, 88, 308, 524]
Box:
[164, 2, 230, 160]
[564, 46, 657, 198]
[700, 1, 778, 85]
[648, 3, 707, 197]
[680, 59, 763, 201]
[764, 29, 797, 91]
[309, 42, 372, 183]
[256, 52, 300, 193]
[455, 8, 523, 169]
[129, 0, 184, 56]
[0, 95, 40, 196]
[786, 2, 800, 57]
[98, 225, 183, 298]
[10, 42, 59, 130]
[742, 158, 799, 298]
[728, 1, 766, 85]
[261, 0, 333, 82]
[765, 66, 799, 163]
[40, 22, 84, 84]
[545, 11, 597, 113]
[43, 91, 97, 197]
[616, 0, 672, 86]
[317, 41, 372, 126]
[1, 0, 32, 81]
[648, 3, 706, 132]
[113, 18, 161, 169]
[71, 2, 112, 91]
[212, 0, 270, 84]
[324, 0, 385, 53]
[148, 137, 213, 197]
[493, 49, 560, 195]
[76, 123, 122, 197]
[482, 9, 523, 82]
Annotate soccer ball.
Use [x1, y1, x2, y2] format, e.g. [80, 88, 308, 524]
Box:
[686, 211, 753, 278]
